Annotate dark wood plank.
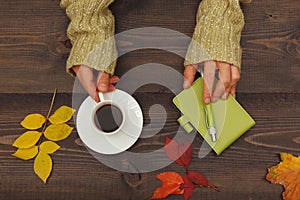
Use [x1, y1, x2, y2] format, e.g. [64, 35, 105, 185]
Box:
[0, 0, 73, 93]
[0, 0, 299, 93]
[0, 93, 299, 199]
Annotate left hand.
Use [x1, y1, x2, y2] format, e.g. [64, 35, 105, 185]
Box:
[183, 61, 241, 104]
[73, 65, 119, 102]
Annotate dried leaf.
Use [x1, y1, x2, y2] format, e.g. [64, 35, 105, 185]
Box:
[12, 146, 39, 160]
[179, 141, 193, 167]
[266, 153, 300, 200]
[182, 173, 195, 200]
[20, 114, 46, 130]
[164, 136, 182, 164]
[34, 151, 52, 183]
[48, 106, 75, 124]
[44, 124, 73, 141]
[187, 170, 219, 191]
[187, 170, 207, 186]
[151, 172, 184, 199]
[12, 131, 42, 148]
[171, 188, 185, 195]
[164, 136, 192, 167]
[40, 141, 60, 154]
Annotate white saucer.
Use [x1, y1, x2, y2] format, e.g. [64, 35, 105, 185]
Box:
[76, 89, 143, 154]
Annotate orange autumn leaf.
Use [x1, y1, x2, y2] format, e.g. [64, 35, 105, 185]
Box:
[151, 172, 184, 199]
[266, 153, 300, 200]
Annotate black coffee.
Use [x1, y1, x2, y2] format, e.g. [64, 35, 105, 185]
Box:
[94, 104, 123, 133]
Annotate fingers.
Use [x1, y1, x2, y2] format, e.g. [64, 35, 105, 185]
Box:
[73, 65, 120, 102]
[183, 65, 197, 89]
[93, 91, 101, 102]
[214, 62, 231, 100]
[108, 75, 119, 91]
[218, 61, 231, 97]
[211, 79, 226, 102]
[97, 71, 119, 94]
[211, 62, 240, 101]
[73, 65, 100, 102]
[108, 84, 116, 92]
[203, 61, 217, 104]
[230, 65, 240, 98]
[110, 75, 120, 84]
[97, 71, 110, 93]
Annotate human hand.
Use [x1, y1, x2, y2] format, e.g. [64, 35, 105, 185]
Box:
[183, 61, 240, 104]
[72, 65, 119, 102]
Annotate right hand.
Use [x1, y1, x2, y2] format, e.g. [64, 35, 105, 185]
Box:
[183, 60, 240, 104]
[72, 65, 119, 102]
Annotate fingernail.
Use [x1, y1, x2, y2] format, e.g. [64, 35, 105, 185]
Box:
[183, 81, 190, 89]
[222, 92, 228, 100]
[211, 97, 218, 102]
[204, 98, 210, 104]
[100, 84, 108, 89]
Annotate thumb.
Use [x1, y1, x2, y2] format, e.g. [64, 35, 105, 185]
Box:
[97, 71, 110, 93]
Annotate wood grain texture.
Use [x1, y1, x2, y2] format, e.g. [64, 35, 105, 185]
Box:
[0, 93, 299, 199]
[0, 0, 299, 93]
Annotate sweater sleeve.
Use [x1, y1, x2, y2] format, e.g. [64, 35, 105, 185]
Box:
[60, 0, 117, 76]
[184, 0, 250, 70]
[239, 0, 251, 3]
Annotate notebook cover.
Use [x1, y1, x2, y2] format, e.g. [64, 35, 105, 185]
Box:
[173, 78, 255, 155]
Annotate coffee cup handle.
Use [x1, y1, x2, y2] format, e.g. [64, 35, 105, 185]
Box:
[98, 92, 105, 102]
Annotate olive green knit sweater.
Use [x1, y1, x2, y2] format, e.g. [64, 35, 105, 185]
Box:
[61, 0, 251, 76]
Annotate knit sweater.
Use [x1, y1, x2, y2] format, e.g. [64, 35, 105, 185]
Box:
[60, 0, 251, 76]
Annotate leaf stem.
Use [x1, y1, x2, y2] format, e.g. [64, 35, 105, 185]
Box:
[38, 88, 57, 145]
[46, 88, 57, 119]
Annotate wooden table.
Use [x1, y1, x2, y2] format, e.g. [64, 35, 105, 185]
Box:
[1, 93, 300, 199]
[0, 0, 299, 199]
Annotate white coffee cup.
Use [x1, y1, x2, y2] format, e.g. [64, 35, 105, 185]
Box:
[91, 92, 125, 135]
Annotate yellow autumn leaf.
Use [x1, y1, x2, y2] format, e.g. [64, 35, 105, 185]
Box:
[21, 113, 46, 130]
[12, 131, 42, 148]
[40, 141, 60, 154]
[12, 146, 39, 160]
[34, 151, 52, 184]
[266, 153, 300, 200]
[44, 124, 73, 141]
[48, 106, 75, 124]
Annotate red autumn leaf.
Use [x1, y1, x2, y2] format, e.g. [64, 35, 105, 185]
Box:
[182, 173, 195, 200]
[151, 172, 184, 199]
[187, 170, 220, 192]
[164, 136, 192, 167]
[179, 141, 193, 167]
[164, 136, 183, 165]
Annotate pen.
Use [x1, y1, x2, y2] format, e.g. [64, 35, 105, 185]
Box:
[204, 103, 217, 142]
[199, 66, 217, 142]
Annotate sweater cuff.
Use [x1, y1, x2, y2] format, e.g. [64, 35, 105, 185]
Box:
[66, 33, 117, 76]
[184, 0, 245, 69]
[239, 0, 251, 3]
[61, 0, 117, 77]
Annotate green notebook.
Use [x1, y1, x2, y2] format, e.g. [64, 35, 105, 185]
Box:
[173, 78, 255, 155]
